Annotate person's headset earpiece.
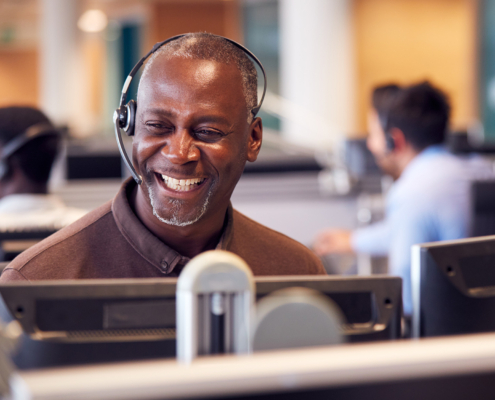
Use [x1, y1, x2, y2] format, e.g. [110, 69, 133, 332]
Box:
[378, 113, 395, 152]
[0, 123, 60, 181]
[385, 131, 395, 151]
[118, 100, 136, 137]
[114, 33, 267, 185]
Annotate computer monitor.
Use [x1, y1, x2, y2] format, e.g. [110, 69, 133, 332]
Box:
[411, 235, 495, 338]
[0, 278, 178, 369]
[470, 179, 495, 236]
[344, 138, 381, 178]
[446, 130, 495, 154]
[0, 275, 402, 369]
[0, 229, 57, 262]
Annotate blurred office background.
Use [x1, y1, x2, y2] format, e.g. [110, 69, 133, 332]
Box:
[0, 0, 492, 272]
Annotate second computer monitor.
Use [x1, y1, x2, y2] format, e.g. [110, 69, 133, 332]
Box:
[412, 235, 495, 338]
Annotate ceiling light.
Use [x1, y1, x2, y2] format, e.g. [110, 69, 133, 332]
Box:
[78, 9, 108, 33]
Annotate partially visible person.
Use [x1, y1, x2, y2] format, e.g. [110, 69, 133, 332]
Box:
[314, 82, 494, 314]
[0, 106, 86, 231]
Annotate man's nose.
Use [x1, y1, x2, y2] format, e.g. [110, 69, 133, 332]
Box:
[161, 130, 200, 164]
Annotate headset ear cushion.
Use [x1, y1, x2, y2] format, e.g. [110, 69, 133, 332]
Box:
[386, 133, 395, 150]
[123, 100, 137, 137]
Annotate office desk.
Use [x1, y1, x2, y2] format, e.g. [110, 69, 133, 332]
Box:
[232, 171, 360, 247]
[51, 179, 122, 212]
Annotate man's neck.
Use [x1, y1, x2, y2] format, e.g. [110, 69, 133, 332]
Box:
[394, 146, 420, 180]
[131, 185, 227, 259]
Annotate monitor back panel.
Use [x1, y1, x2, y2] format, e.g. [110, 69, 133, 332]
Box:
[414, 236, 495, 337]
[0, 275, 402, 369]
[0, 279, 178, 369]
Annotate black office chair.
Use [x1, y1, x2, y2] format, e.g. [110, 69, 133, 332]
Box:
[0, 229, 57, 262]
[470, 180, 495, 237]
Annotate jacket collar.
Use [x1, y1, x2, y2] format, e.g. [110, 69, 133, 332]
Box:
[112, 178, 231, 275]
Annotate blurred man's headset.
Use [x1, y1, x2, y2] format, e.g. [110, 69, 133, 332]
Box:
[113, 33, 267, 185]
[378, 113, 396, 151]
[0, 123, 60, 181]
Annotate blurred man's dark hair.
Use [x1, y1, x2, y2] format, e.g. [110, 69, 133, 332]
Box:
[386, 81, 451, 152]
[0, 106, 60, 184]
[371, 83, 401, 128]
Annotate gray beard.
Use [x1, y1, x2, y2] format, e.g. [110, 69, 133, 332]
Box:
[147, 184, 213, 227]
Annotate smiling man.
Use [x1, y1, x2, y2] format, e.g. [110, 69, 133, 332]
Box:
[0, 33, 325, 281]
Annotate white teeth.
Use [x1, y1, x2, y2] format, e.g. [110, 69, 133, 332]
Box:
[160, 174, 204, 191]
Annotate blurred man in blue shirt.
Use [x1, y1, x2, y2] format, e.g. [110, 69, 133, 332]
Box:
[314, 82, 493, 315]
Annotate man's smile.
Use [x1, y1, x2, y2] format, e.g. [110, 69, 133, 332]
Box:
[155, 172, 207, 192]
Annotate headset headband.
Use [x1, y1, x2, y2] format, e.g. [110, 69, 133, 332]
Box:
[113, 33, 267, 185]
[1, 123, 59, 161]
[0, 122, 60, 181]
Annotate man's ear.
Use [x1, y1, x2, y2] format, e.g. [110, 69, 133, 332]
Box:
[247, 117, 263, 162]
[389, 127, 407, 152]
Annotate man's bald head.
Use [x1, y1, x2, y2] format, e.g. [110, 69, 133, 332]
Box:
[139, 33, 258, 122]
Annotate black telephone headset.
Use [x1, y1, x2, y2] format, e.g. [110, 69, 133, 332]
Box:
[113, 33, 267, 185]
[378, 113, 395, 151]
[0, 123, 60, 181]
